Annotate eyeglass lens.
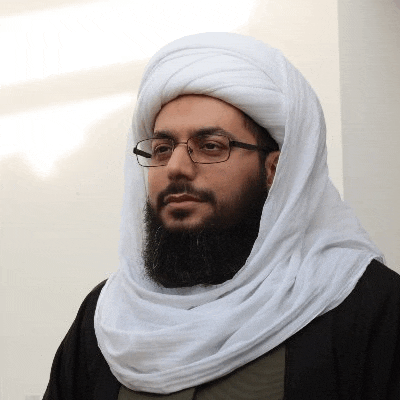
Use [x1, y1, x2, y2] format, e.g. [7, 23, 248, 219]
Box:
[136, 135, 231, 166]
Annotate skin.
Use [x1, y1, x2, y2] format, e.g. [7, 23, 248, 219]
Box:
[148, 94, 280, 231]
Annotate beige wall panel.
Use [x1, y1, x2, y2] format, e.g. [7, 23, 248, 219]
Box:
[339, 0, 400, 272]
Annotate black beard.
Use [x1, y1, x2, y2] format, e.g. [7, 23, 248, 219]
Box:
[143, 176, 268, 288]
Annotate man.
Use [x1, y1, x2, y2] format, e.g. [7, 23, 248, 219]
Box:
[43, 33, 400, 399]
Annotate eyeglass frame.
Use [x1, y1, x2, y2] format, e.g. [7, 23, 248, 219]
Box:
[133, 133, 276, 167]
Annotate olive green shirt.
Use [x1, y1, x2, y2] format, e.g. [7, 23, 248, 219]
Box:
[118, 344, 285, 400]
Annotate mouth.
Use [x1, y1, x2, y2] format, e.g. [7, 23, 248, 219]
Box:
[164, 193, 202, 205]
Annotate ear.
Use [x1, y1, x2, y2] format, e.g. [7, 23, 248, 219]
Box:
[265, 151, 280, 188]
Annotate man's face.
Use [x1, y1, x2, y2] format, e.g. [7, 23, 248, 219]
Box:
[148, 95, 267, 232]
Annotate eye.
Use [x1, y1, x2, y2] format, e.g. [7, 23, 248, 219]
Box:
[152, 141, 173, 159]
[197, 136, 228, 153]
[154, 144, 172, 154]
[202, 142, 223, 151]
[194, 135, 229, 152]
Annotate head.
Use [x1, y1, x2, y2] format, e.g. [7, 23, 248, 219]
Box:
[147, 95, 279, 230]
[142, 94, 280, 287]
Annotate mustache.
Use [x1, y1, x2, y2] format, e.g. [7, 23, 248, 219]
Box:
[157, 182, 216, 209]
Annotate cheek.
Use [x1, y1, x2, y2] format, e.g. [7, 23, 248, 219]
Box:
[147, 170, 163, 205]
[215, 163, 260, 195]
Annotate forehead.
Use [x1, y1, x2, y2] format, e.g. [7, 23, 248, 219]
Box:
[153, 95, 254, 141]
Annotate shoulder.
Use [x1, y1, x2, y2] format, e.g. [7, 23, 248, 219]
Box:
[76, 280, 108, 320]
[59, 279, 108, 361]
[291, 259, 400, 344]
[86, 279, 108, 304]
[325, 259, 400, 354]
[43, 280, 111, 399]
[358, 258, 400, 290]
[330, 259, 400, 397]
[285, 260, 400, 398]
[57, 279, 108, 346]
[72, 279, 108, 346]
[337, 259, 400, 316]
[69, 280, 112, 385]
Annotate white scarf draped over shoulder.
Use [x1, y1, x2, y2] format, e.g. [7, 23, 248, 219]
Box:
[94, 32, 383, 394]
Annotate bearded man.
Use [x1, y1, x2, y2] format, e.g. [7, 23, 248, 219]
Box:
[43, 33, 400, 400]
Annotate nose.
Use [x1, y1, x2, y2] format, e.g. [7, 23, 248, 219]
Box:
[166, 143, 197, 181]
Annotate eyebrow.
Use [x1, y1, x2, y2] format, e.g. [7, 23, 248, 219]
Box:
[152, 127, 236, 140]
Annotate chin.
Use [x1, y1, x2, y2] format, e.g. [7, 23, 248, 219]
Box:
[161, 209, 215, 232]
[162, 218, 208, 233]
[163, 214, 223, 232]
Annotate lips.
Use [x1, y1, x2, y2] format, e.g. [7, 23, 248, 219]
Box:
[164, 193, 201, 204]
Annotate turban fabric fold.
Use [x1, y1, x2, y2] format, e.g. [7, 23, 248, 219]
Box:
[94, 33, 383, 394]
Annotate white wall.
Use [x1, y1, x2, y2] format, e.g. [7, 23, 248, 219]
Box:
[339, 0, 400, 271]
[0, 0, 346, 398]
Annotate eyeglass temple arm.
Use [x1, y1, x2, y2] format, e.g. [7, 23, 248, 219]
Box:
[133, 147, 151, 158]
[230, 140, 273, 153]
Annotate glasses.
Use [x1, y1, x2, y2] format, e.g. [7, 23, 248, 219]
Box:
[133, 134, 272, 167]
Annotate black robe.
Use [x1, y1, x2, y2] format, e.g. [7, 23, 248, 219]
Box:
[43, 259, 400, 399]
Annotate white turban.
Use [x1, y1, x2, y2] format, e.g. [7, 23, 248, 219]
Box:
[94, 32, 383, 394]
